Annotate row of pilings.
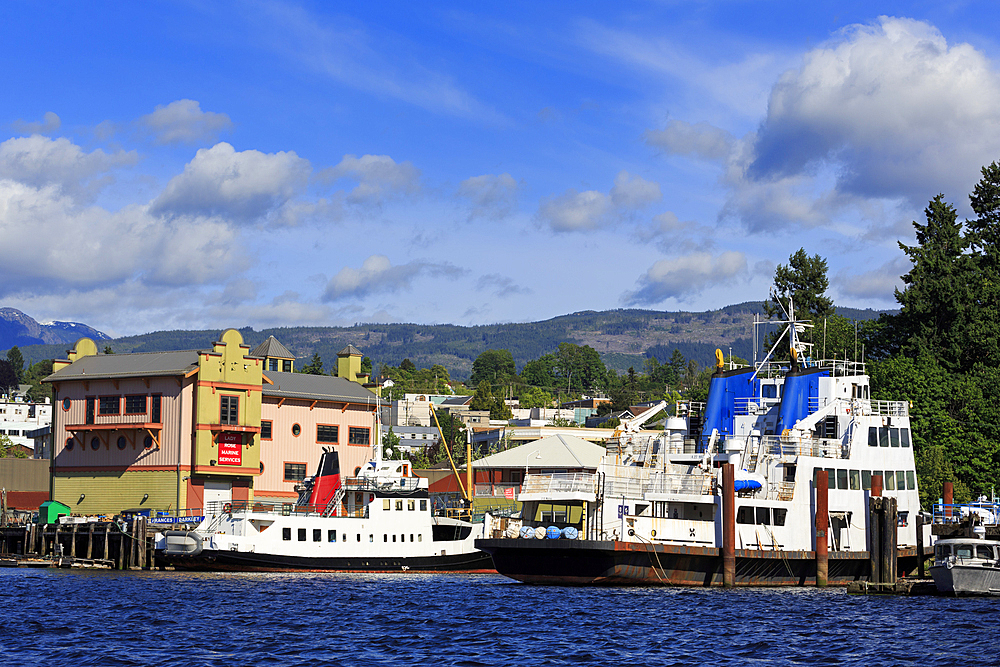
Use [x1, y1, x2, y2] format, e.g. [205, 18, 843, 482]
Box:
[0, 517, 155, 569]
[720, 464, 918, 588]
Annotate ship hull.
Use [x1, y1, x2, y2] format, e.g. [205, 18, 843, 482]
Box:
[163, 548, 495, 573]
[476, 539, 919, 586]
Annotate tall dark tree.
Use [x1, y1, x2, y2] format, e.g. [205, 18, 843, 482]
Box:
[0, 360, 17, 396]
[764, 248, 835, 321]
[5, 347, 24, 383]
[400, 358, 416, 373]
[894, 195, 974, 371]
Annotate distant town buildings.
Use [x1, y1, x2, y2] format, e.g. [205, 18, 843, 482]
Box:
[0, 385, 51, 457]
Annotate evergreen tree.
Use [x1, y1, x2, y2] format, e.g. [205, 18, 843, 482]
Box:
[5, 347, 24, 383]
[469, 349, 515, 387]
[894, 195, 973, 371]
[763, 248, 835, 320]
[299, 353, 325, 375]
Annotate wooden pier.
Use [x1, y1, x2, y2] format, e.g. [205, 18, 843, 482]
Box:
[0, 517, 155, 570]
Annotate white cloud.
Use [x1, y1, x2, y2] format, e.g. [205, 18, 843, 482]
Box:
[0, 179, 247, 296]
[744, 16, 1000, 214]
[622, 251, 747, 305]
[151, 142, 310, 223]
[644, 120, 733, 161]
[12, 112, 61, 135]
[0, 135, 137, 196]
[140, 99, 233, 145]
[321, 154, 421, 205]
[835, 256, 910, 302]
[539, 170, 661, 232]
[610, 171, 662, 208]
[322, 254, 465, 301]
[457, 173, 519, 219]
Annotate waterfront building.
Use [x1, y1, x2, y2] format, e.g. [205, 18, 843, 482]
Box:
[43, 331, 380, 516]
[0, 388, 52, 458]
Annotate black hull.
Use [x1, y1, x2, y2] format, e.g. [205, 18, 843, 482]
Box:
[476, 539, 920, 586]
[161, 548, 495, 573]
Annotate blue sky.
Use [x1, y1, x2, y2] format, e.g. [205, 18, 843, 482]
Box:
[2, 1, 999, 337]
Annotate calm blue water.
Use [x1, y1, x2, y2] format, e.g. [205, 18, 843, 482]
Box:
[0, 570, 992, 666]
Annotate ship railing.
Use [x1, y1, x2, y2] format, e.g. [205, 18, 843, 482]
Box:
[932, 502, 1000, 525]
[342, 476, 424, 493]
[754, 359, 867, 377]
[601, 464, 652, 500]
[520, 472, 597, 496]
[474, 483, 520, 499]
[643, 472, 713, 496]
[202, 500, 369, 519]
[734, 397, 780, 416]
[760, 435, 847, 459]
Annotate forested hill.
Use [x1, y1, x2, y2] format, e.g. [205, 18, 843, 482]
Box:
[6, 302, 891, 380]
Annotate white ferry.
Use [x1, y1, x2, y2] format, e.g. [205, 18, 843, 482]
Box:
[478, 300, 928, 585]
[157, 449, 492, 572]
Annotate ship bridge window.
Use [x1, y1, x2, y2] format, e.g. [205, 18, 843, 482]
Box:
[879, 427, 890, 447]
[736, 507, 753, 524]
[420, 499, 427, 512]
[956, 546, 974, 559]
[901, 429, 911, 448]
[883, 471, 896, 491]
[889, 428, 901, 447]
[408, 499, 415, 511]
[837, 469, 848, 490]
[978, 545, 995, 559]
[862, 470, 872, 490]
[868, 427, 878, 447]
[282, 528, 291, 541]
[328, 530, 337, 542]
[313, 529, 321, 542]
[906, 471, 916, 490]
[896, 471, 906, 490]
[849, 470, 860, 491]
[298, 528, 307, 541]
[773, 508, 787, 526]
[396, 500, 403, 511]
[755, 507, 770, 525]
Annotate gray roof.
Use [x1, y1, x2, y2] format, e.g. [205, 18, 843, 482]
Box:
[338, 344, 363, 357]
[263, 371, 382, 405]
[440, 395, 473, 406]
[473, 434, 605, 470]
[44, 349, 200, 382]
[250, 336, 294, 360]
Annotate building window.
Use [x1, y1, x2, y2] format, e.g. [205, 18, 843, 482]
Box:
[284, 463, 307, 481]
[348, 427, 370, 445]
[283, 360, 292, 372]
[65, 437, 74, 451]
[292, 423, 301, 437]
[220, 395, 239, 425]
[90, 437, 101, 451]
[125, 395, 147, 415]
[151, 395, 161, 424]
[261, 421, 273, 440]
[99, 396, 120, 415]
[62, 398, 71, 411]
[269, 359, 278, 371]
[117, 436, 127, 450]
[317, 425, 338, 443]
[144, 435, 155, 450]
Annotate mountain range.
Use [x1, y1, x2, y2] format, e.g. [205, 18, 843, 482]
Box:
[0, 304, 891, 380]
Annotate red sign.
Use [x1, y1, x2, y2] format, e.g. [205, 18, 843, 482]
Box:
[218, 432, 242, 466]
[504, 487, 515, 500]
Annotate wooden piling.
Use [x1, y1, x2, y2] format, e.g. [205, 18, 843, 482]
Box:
[722, 463, 735, 588]
[86, 523, 94, 559]
[881, 496, 897, 585]
[70, 524, 78, 558]
[815, 469, 829, 588]
[103, 524, 110, 561]
[916, 514, 925, 579]
[869, 475, 883, 583]
[943, 481, 954, 520]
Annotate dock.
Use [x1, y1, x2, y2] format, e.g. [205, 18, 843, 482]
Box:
[0, 517, 155, 570]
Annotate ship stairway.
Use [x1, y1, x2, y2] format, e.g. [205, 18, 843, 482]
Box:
[743, 436, 765, 473]
[321, 485, 347, 518]
[777, 481, 795, 501]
